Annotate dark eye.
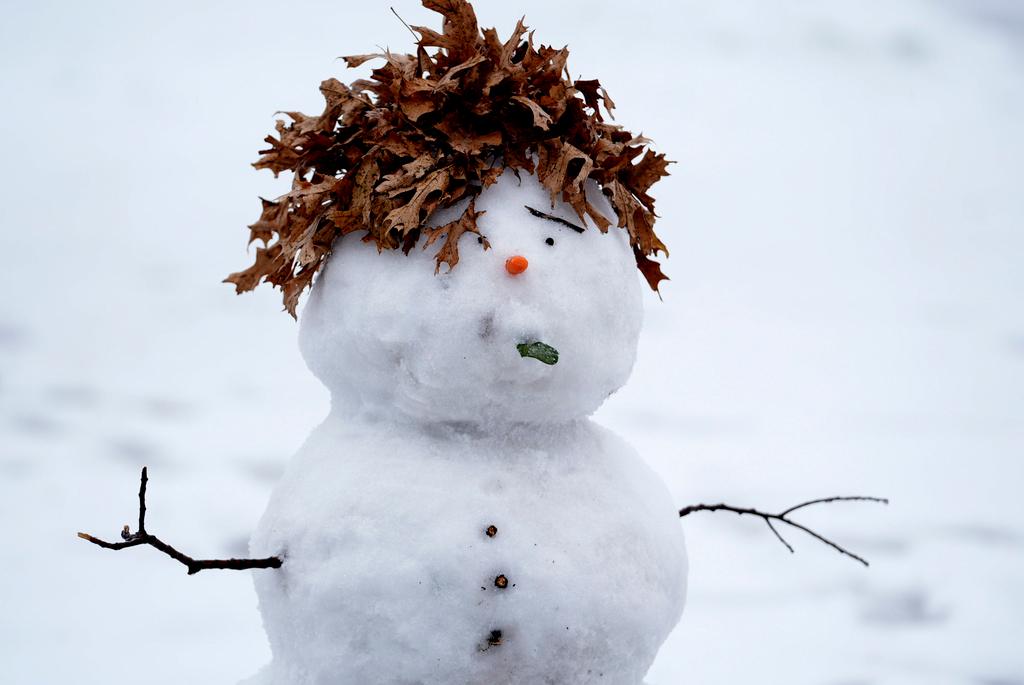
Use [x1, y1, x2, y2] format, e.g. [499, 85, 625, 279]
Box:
[545, 237, 555, 246]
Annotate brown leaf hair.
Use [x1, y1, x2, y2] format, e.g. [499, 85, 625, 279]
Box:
[226, 0, 671, 316]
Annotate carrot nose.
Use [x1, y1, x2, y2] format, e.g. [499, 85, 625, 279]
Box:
[505, 255, 529, 275]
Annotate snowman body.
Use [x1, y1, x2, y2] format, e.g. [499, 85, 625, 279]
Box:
[248, 170, 687, 684]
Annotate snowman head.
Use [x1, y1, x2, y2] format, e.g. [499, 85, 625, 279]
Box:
[226, 0, 674, 423]
[298, 168, 641, 424]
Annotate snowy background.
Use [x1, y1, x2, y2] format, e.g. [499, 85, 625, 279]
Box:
[1, 0, 1022, 683]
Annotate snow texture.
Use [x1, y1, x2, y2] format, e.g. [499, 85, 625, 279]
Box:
[250, 170, 686, 683]
[250, 419, 686, 684]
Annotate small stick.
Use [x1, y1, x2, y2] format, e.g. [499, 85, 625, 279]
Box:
[78, 467, 282, 575]
[679, 496, 888, 567]
[391, 6, 420, 41]
[524, 205, 585, 233]
[138, 465, 148, 533]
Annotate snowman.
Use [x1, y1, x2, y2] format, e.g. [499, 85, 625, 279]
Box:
[70, 3, 887, 679]
[227, 2, 686, 682]
[240, 166, 686, 683]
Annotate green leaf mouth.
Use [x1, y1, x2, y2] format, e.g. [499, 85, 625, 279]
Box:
[516, 341, 559, 365]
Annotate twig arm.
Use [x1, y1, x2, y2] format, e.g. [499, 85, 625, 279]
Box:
[779, 496, 886, 517]
[138, 466, 148, 534]
[679, 496, 888, 567]
[78, 467, 282, 576]
[764, 519, 794, 554]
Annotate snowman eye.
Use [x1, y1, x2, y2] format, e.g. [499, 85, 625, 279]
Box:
[545, 237, 555, 246]
[524, 205, 585, 233]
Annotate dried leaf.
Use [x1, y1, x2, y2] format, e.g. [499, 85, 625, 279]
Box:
[634, 246, 669, 294]
[229, 0, 673, 313]
[510, 96, 552, 130]
[248, 198, 287, 245]
[282, 266, 317, 318]
[537, 140, 592, 207]
[626, 150, 672, 205]
[384, 168, 451, 235]
[422, 0, 480, 62]
[421, 198, 487, 272]
[376, 153, 438, 195]
[605, 180, 666, 255]
[342, 53, 385, 68]
[224, 245, 279, 293]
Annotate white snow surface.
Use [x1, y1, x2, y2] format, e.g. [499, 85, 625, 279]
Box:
[1, 1, 1023, 684]
[300, 169, 643, 425]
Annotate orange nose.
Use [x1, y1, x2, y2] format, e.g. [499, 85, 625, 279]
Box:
[505, 255, 529, 275]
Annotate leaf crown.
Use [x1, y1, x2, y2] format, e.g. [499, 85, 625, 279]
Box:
[226, 0, 671, 316]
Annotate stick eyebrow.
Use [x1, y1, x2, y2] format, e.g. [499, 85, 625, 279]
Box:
[524, 205, 585, 233]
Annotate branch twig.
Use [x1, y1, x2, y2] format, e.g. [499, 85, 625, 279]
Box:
[390, 6, 420, 41]
[524, 205, 586, 233]
[78, 467, 282, 575]
[679, 496, 888, 567]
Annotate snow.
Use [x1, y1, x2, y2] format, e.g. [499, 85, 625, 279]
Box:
[250, 419, 685, 684]
[256, 169, 680, 683]
[1, 1, 1022, 684]
[299, 169, 642, 425]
